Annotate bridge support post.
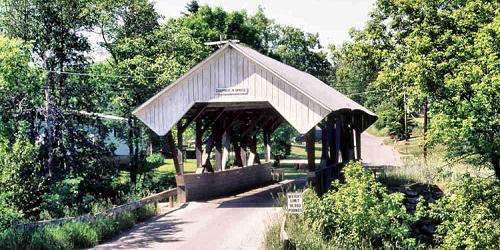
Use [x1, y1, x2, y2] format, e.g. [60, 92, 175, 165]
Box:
[263, 129, 271, 162]
[167, 131, 186, 203]
[195, 118, 203, 171]
[213, 121, 223, 171]
[306, 127, 316, 188]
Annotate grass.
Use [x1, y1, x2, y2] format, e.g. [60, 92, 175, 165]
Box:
[264, 214, 354, 250]
[366, 124, 390, 137]
[289, 143, 322, 159]
[277, 163, 307, 180]
[263, 215, 284, 250]
[0, 204, 159, 250]
[157, 158, 197, 174]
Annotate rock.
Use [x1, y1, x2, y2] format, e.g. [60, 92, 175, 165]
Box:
[416, 234, 433, 244]
[405, 204, 416, 212]
[405, 197, 418, 204]
[421, 224, 436, 235]
[405, 189, 418, 197]
[426, 197, 435, 204]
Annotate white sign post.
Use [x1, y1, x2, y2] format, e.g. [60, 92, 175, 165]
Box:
[286, 192, 303, 214]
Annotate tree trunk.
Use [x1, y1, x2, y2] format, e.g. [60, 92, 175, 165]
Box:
[128, 115, 138, 184]
[493, 157, 500, 180]
[44, 71, 54, 177]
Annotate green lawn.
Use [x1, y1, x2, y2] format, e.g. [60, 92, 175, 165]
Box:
[278, 163, 307, 180]
[289, 143, 322, 159]
[157, 158, 197, 174]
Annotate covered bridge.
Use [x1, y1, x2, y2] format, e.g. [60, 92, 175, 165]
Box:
[133, 41, 376, 201]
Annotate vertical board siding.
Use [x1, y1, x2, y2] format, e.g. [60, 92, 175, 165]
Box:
[135, 47, 329, 135]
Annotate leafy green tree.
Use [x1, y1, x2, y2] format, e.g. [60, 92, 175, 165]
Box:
[268, 25, 333, 83]
[93, 0, 209, 183]
[329, 29, 380, 104]
[366, 0, 499, 176]
[0, 36, 42, 141]
[0, 0, 113, 179]
[0, 132, 44, 220]
[428, 3, 499, 176]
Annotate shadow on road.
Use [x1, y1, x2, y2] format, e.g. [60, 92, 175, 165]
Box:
[95, 204, 190, 250]
[213, 178, 307, 208]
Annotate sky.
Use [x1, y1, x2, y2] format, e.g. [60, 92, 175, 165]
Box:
[154, 0, 377, 48]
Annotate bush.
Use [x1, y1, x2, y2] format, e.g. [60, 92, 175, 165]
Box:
[93, 217, 117, 241]
[428, 176, 500, 249]
[135, 204, 157, 222]
[115, 211, 137, 231]
[0, 228, 29, 250]
[28, 226, 72, 250]
[0, 199, 24, 231]
[303, 161, 421, 249]
[271, 124, 295, 160]
[0, 201, 160, 249]
[60, 222, 98, 249]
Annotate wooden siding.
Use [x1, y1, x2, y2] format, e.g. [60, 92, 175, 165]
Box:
[135, 46, 328, 135]
[176, 163, 273, 201]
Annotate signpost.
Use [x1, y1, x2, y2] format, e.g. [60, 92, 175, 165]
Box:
[286, 192, 303, 214]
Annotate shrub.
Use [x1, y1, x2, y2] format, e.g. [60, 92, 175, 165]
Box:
[303, 161, 421, 248]
[0, 199, 24, 231]
[60, 222, 98, 249]
[428, 176, 500, 249]
[93, 217, 117, 241]
[271, 124, 295, 160]
[135, 204, 157, 222]
[0, 228, 29, 250]
[115, 211, 137, 231]
[28, 226, 72, 250]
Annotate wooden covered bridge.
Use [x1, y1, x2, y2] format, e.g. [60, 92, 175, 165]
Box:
[133, 41, 377, 201]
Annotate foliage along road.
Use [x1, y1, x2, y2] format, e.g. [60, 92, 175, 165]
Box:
[93, 132, 400, 250]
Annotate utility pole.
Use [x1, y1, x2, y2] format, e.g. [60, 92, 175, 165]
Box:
[423, 96, 428, 162]
[44, 70, 53, 177]
[403, 91, 408, 142]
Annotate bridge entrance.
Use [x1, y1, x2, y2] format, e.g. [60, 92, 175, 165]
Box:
[133, 41, 377, 201]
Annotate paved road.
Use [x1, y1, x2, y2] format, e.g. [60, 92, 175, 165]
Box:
[94, 132, 399, 250]
[279, 132, 401, 167]
[94, 180, 304, 250]
[360, 132, 401, 167]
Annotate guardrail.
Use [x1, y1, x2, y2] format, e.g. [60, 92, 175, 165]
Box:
[15, 188, 177, 232]
[314, 163, 344, 196]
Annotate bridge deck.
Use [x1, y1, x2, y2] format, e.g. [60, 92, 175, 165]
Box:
[94, 179, 305, 250]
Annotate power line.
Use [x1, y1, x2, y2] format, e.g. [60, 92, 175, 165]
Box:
[46, 70, 159, 79]
[346, 90, 382, 97]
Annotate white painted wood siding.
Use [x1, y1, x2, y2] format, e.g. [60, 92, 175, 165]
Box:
[135, 46, 328, 135]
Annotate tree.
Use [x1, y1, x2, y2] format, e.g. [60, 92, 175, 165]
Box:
[0, 36, 42, 142]
[377, 0, 500, 178]
[268, 25, 332, 82]
[93, 0, 209, 184]
[329, 29, 380, 104]
[0, 0, 112, 179]
[183, 0, 199, 16]
[0, 0, 118, 219]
